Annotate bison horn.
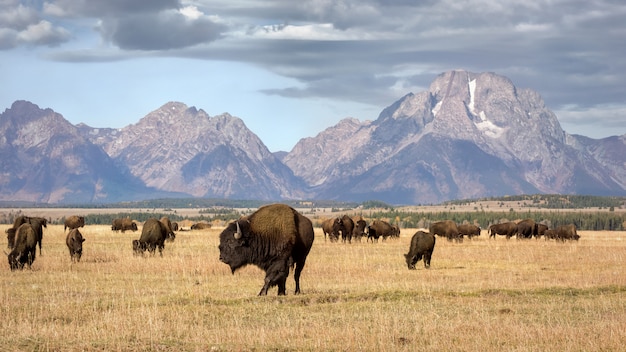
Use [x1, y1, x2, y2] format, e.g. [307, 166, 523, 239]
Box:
[234, 221, 242, 240]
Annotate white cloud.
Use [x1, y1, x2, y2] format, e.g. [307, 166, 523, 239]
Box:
[17, 20, 71, 46]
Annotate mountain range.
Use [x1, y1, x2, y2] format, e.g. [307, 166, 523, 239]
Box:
[1, 70, 624, 204]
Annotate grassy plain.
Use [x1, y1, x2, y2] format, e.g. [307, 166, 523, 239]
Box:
[1, 222, 625, 351]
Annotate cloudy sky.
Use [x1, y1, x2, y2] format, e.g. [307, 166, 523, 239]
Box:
[1, 0, 624, 151]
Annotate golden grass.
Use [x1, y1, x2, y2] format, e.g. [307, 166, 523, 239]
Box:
[1, 225, 625, 351]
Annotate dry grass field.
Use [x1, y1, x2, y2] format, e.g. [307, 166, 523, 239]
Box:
[1, 222, 625, 351]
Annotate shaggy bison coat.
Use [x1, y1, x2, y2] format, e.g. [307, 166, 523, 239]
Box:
[404, 231, 436, 270]
[66, 229, 85, 262]
[515, 219, 538, 239]
[554, 224, 580, 241]
[136, 218, 170, 256]
[338, 215, 355, 243]
[321, 218, 339, 242]
[112, 218, 138, 233]
[6, 216, 47, 255]
[458, 224, 481, 239]
[352, 218, 367, 242]
[367, 220, 395, 242]
[159, 217, 176, 242]
[218, 203, 314, 296]
[7, 223, 37, 270]
[489, 222, 518, 239]
[64, 215, 85, 232]
[191, 222, 212, 230]
[429, 220, 460, 242]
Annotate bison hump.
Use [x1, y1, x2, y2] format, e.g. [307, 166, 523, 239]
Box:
[249, 204, 298, 244]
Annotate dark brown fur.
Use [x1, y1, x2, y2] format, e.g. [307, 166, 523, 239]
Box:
[7, 223, 37, 270]
[218, 204, 314, 296]
[66, 229, 85, 262]
[429, 220, 461, 242]
[404, 231, 436, 269]
[136, 218, 169, 256]
[64, 215, 85, 232]
[489, 222, 517, 239]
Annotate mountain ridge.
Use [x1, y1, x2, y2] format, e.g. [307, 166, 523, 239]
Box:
[1, 70, 624, 204]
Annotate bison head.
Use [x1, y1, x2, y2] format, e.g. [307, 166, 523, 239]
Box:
[218, 220, 253, 273]
[6, 251, 24, 271]
[132, 240, 146, 255]
[404, 253, 419, 270]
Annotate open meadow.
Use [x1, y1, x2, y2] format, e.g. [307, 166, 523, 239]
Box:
[1, 223, 625, 351]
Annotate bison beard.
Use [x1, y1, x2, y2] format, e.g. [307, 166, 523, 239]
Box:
[218, 204, 314, 296]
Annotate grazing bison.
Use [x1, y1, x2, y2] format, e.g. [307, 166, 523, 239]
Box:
[64, 215, 85, 232]
[159, 217, 176, 242]
[7, 223, 37, 270]
[135, 218, 170, 256]
[190, 222, 212, 230]
[458, 224, 481, 239]
[489, 222, 518, 239]
[112, 218, 138, 233]
[218, 203, 314, 296]
[6, 216, 28, 248]
[66, 229, 85, 262]
[6, 216, 47, 255]
[429, 220, 461, 242]
[515, 219, 538, 239]
[321, 218, 340, 242]
[404, 231, 436, 270]
[554, 224, 580, 241]
[367, 220, 396, 242]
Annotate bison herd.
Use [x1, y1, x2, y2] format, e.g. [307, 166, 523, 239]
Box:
[4, 205, 582, 296]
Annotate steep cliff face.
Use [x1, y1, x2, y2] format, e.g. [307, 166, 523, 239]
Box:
[0, 101, 162, 203]
[285, 70, 625, 203]
[2, 70, 624, 205]
[87, 102, 306, 200]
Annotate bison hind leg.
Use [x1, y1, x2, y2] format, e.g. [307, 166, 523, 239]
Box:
[424, 251, 433, 268]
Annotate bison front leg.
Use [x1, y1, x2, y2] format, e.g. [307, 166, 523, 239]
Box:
[259, 260, 290, 296]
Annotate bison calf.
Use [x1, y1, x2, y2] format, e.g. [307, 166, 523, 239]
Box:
[404, 231, 436, 270]
[66, 229, 85, 262]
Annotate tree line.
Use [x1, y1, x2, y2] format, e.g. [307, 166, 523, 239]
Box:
[363, 210, 626, 231]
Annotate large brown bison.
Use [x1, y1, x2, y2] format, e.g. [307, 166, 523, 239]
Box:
[6, 216, 47, 255]
[458, 224, 481, 239]
[7, 223, 37, 270]
[112, 218, 138, 233]
[218, 203, 314, 296]
[190, 222, 212, 230]
[489, 222, 517, 239]
[404, 231, 436, 270]
[159, 217, 176, 242]
[352, 218, 367, 242]
[64, 215, 85, 232]
[66, 229, 85, 262]
[135, 218, 171, 256]
[429, 220, 460, 242]
[367, 220, 396, 242]
[321, 218, 339, 242]
[515, 219, 538, 239]
[554, 224, 580, 241]
[338, 215, 355, 243]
